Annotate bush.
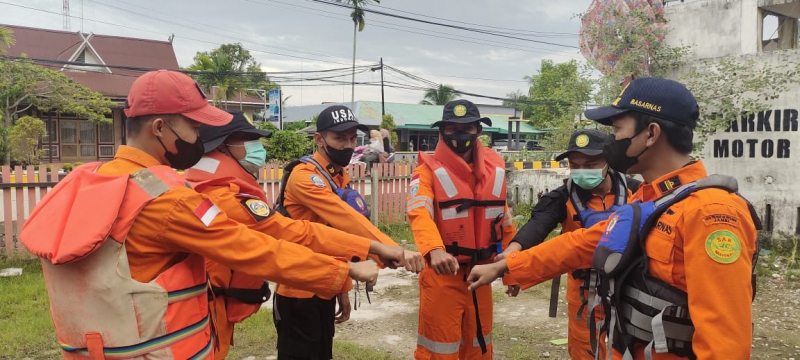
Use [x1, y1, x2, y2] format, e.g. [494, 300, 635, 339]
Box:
[61, 163, 73, 172]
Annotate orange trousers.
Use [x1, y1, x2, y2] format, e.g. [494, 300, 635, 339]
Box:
[414, 267, 492, 360]
[566, 274, 607, 360]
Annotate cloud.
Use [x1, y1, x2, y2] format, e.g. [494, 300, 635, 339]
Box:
[1, 0, 593, 105]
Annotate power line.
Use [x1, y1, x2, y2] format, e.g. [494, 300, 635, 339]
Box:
[370, 3, 577, 37]
[246, 0, 561, 54]
[86, 0, 359, 66]
[0, 54, 376, 77]
[0, 1, 359, 66]
[306, 0, 579, 49]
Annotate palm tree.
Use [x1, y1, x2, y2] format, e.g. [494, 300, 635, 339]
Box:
[0, 26, 16, 54]
[186, 53, 240, 109]
[338, 0, 380, 108]
[420, 84, 460, 105]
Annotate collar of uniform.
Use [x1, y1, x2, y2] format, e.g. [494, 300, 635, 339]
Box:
[639, 161, 707, 201]
[312, 151, 342, 177]
[113, 145, 163, 168]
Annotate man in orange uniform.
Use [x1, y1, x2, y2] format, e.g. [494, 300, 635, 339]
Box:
[275, 104, 426, 360]
[20, 70, 380, 359]
[497, 130, 639, 360]
[408, 99, 517, 359]
[184, 110, 405, 359]
[468, 78, 760, 360]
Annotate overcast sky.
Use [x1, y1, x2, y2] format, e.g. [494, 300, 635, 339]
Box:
[1, 0, 593, 107]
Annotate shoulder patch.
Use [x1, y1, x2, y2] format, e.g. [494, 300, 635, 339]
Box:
[310, 175, 326, 188]
[241, 198, 273, 222]
[702, 214, 739, 227]
[409, 185, 419, 197]
[705, 230, 741, 264]
[657, 176, 682, 195]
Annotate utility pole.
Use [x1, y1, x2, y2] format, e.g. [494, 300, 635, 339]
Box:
[62, 0, 70, 31]
[371, 58, 385, 116]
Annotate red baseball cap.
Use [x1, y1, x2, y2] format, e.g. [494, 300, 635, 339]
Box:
[124, 70, 232, 126]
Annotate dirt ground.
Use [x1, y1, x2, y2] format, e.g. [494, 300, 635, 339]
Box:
[307, 267, 800, 360]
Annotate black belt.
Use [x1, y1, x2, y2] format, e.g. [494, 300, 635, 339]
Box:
[446, 243, 497, 264]
[208, 281, 271, 304]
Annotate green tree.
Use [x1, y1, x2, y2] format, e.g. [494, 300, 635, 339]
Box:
[186, 43, 278, 108]
[8, 115, 45, 165]
[380, 113, 398, 147]
[0, 26, 15, 54]
[339, 0, 380, 106]
[0, 57, 112, 164]
[266, 130, 313, 162]
[680, 57, 796, 147]
[420, 84, 460, 105]
[520, 59, 592, 150]
[580, 6, 796, 153]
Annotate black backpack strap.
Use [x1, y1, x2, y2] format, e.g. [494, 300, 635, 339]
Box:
[273, 159, 306, 217]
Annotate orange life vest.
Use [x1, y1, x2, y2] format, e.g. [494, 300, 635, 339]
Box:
[419, 141, 509, 265]
[186, 153, 270, 324]
[20, 163, 213, 360]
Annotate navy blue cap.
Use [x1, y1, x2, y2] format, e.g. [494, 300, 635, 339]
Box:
[199, 110, 271, 153]
[584, 78, 700, 129]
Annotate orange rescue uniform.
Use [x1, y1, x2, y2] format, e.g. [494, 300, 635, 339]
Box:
[408, 143, 517, 360]
[562, 192, 625, 360]
[97, 146, 356, 297]
[185, 152, 375, 359]
[505, 161, 757, 360]
[278, 152, 399, 299]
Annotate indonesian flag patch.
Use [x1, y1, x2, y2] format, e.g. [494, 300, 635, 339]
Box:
[410, 173, 420, 188]
[194, 198, 221, 227]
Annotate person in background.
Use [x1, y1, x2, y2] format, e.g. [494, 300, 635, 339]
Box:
[274, 104, 426, 360]
[497, 129, 639, 360]
[184, 110, 405, 359]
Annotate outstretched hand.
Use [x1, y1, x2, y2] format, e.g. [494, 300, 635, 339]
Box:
[467, 260, 508, 291]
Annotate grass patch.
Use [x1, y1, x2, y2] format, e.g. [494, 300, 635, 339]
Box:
[0, 257, 401, 360]
[377, 222, 414, 245]
[0, 257, 59, 359]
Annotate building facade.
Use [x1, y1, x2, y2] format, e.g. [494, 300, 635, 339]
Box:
[665, 0, 800, 238]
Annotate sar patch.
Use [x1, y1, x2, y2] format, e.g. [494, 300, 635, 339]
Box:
[310, 175, 327, 188]
[454, 104, 468, 117]
[702, 214, 739, 227]
[657, 176, 682, 195]
[575, 134, 590, 147]
[241, 198, 273, 222]
[355, 197, 366, 211]
[604, 214, 620, 235]
[705, 230, 741, 264]
[409, 185, 419, 197]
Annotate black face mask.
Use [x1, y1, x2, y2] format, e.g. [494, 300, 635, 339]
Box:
[442, 130, 478, 154]
[322, 137, 355, 167]
[157, 123, 205, 170]
[603, 131, 649, 173]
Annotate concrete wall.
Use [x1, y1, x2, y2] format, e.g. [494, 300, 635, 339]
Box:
[505, 169, 569, 207]
[700, 50, 800, 240]
[665, 0, 761, 60]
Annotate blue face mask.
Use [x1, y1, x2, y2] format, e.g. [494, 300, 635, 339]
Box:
[570, 167, 606, 190]
[237, 140, 267, 175]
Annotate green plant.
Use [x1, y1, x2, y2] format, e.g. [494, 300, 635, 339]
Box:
[61, 163, 73, 172]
